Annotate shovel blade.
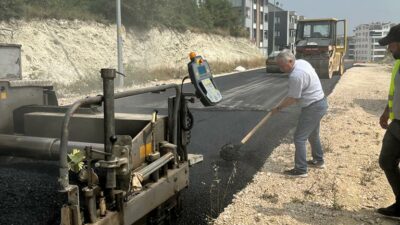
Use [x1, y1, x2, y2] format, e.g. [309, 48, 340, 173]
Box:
[219, 143, 243, 161]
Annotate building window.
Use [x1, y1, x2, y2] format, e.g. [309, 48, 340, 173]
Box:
[264, 13, 268, 22]
[290, 30, 295, 37]
[246, 7, 251, 18]
[264, 30, 268, 38]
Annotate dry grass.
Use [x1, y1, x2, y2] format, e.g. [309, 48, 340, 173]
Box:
[209, 57, 265, 74]
[55, 57, 266, 97]
[331, 176, 344, 210]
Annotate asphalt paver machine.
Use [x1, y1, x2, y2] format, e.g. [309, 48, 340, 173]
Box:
[0, 45, 222, 225]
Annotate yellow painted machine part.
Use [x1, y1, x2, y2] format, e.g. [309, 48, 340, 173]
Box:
[139, 143, 153, 160]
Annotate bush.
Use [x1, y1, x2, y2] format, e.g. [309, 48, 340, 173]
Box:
[0, 0, 245, 37]
[0, 0, 24, 20]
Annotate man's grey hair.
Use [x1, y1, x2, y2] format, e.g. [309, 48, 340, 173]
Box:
[276, 49, 296, 63]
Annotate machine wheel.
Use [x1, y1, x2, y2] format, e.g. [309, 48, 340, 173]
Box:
[146, 194, 182, 225]
[327, 68, 333, 79]
[338, 59, 345, 75]
[318, 62, 333, 79]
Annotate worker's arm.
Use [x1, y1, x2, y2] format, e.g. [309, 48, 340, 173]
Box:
[271, 97, 299, 115]
[380, 104, 390, 129]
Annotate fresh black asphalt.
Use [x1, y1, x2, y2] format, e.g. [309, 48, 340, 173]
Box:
[114, 68, 341, 224]
[0, 68, 342, 225]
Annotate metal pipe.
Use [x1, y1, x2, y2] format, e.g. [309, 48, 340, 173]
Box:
[59, 96, 103, 191]
[136, 152, 174, 181]
[272, 0, 275, 52]
[113, 84, 181, 145]
[116, 0, 124, 88]
[58, 82, 180, 191]
[83, 187, 98, 223]
[101, 68, 117, 189]
[0, 134, 104, 160]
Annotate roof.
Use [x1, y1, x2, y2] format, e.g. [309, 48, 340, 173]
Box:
[0, 43, 21, 48]
[299, 18, 340, 22]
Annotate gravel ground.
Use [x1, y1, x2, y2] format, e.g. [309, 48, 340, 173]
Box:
[213, 63, 400, 225]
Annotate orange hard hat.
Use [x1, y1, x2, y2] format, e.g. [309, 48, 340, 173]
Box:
[189, 52, 196, 60]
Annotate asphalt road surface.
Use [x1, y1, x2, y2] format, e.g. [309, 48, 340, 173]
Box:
[0, 68, 342, 225]
[114, 68, 341, 224]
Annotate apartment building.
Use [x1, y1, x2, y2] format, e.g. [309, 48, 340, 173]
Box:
[353, 22, 395, 62]
[229, 0, 269, 56]
[229, 0, 302, 56]
[267, 3, 302, 55]
[346, 36, 355, 60]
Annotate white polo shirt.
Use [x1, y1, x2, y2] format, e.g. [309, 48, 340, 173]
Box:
[287, 59, 325, 108]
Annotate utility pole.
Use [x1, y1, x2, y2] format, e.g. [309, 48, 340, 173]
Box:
[116, 0, 124, 88]
[272, 0, 276, 53]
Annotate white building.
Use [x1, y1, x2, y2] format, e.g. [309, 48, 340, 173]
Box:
[229, 0, 269, 56]
[267, 3, 302, 55]
[353, 22, 395, 62]
[346, 36, 355, 60]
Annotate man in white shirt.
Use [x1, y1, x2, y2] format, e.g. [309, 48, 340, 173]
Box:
[271, 49, 328, 177]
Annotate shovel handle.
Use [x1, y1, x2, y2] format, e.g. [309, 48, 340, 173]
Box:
[240, 111, 273, 144]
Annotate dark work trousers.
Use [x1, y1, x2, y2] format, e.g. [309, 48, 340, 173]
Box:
[379, 119, 400, 202]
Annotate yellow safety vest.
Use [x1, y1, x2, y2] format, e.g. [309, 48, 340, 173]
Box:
[389, 60, 400, 120]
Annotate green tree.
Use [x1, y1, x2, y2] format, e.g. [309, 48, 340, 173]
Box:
[204, 0, 240, 29]
[0, 0, 245, 37]
[0, 0, 24, 20]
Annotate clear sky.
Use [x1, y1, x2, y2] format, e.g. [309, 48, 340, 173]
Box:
[275, 0, 399, 35]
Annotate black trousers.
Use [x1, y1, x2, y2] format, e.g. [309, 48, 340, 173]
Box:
[379, 120, 400, 201]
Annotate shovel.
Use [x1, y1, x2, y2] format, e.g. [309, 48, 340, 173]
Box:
[220, 110, 273, 161]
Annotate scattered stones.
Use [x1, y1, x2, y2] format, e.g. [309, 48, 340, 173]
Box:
[214, 64, 398, 225]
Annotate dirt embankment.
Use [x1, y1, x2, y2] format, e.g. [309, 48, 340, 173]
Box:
[214, 63, 399, 225]
[0, 19, 263, 96]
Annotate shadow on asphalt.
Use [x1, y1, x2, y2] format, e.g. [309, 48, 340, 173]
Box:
[266, 73, 289, 78]
[177, 74, 342, 225]
[177, 108, 300, 225]
[352, 64, 369, 67]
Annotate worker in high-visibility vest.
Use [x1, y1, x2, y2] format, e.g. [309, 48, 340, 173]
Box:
[377, 23, 400, 218]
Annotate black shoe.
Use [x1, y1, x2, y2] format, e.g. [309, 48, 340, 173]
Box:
[377, 203, 400, 218]
[283, 168, 307, 178]
[307, 160, 326, 169]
